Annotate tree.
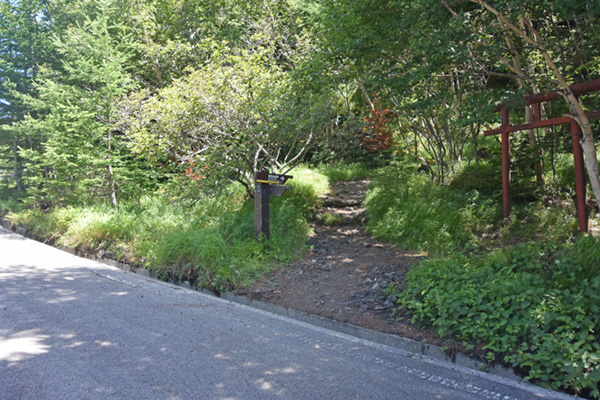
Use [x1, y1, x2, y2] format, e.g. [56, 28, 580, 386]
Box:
[14, 2, 139, 207]
[311, 0, 493, 174]
[124, 44, 318, 198]
[118, 0, 341, 199]
[0, 0, 56, 191]
[311, 0, 600, 191]
[114, 0, 296, 89]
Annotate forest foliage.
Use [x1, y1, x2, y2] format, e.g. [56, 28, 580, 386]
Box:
[1, 0, 600, 397]
[2, 0, 599, 200]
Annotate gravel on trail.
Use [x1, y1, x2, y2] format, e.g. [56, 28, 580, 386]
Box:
[236, 180, 453, 350]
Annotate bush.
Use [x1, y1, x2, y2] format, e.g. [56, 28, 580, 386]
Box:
[396, 241, 600, 398]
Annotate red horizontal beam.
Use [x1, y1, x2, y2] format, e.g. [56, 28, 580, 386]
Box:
[524, 78, 600, 105]
[484, 110, 600, 136]
[493, 78, 600, 111]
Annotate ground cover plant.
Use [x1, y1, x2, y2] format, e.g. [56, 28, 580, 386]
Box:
[393, 239, 600, 397]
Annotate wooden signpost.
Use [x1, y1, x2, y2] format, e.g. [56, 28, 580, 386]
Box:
[254, 171, 293, 240]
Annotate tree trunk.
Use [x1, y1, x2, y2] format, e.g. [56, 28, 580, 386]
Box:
[471, 126, 479, 164]
[357, 76, 375, 110]
[12, 137, 23, 192]
[501, 21, 544, 184]
[525, 105, 545, 185]
[107, 129, 117, 208]
[108, 164, 117, 207]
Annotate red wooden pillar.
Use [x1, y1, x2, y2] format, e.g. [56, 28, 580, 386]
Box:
[570, 120, 588, 232]
[533, 103, 541, 121]
[501, 107, 511, 219]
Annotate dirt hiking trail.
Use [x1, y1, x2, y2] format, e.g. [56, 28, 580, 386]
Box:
[236, 180, 449, 348]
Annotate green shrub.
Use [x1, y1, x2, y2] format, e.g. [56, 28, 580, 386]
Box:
[397, 241, 600, 398]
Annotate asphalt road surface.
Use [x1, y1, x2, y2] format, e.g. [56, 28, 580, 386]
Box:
[0, 227, 577, 400]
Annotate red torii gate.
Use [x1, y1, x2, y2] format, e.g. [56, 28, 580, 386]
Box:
[484, 78, 600, 233]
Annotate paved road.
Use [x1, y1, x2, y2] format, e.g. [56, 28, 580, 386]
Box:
[0, 227, 576, 400]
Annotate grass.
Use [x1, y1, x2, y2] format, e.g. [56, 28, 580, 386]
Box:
[320, 212, 342, 226]
[316, 162, 372, 184]
[0, 163, 371, 291]
[363, 161, 499, 254]
[2, 167, 331, 291]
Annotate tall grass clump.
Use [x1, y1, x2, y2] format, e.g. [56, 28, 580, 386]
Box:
[5, 167, 326, 290]
[6, 204, 157, 261]
[364, 161, 497, 254]
[151, 182, 313, 291]
[136, 172, 324, 290]
[316, 162, 371, 184]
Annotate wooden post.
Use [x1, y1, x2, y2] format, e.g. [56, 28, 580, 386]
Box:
[501, 107, 511, 219]
[254, 171, 292, 240]
[254, 172, 271, 240]
[570, 120, 588, 233]
[533, 103, 541, 121]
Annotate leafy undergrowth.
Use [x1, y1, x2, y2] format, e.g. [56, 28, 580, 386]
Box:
[391, 239, 600, 398]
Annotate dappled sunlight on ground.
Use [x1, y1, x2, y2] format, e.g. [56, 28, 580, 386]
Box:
[0, 330, 50, 364]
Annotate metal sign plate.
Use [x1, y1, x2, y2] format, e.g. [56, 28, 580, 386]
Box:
[269, 185, 290, 197]
[255, 171, 293, 185]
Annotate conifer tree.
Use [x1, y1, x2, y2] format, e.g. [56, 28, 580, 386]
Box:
[0, 0, 55, 191]
[15, 3, 137, 207]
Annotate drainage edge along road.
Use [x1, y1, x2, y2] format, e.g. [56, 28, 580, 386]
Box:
[0, 219, 578, 399]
